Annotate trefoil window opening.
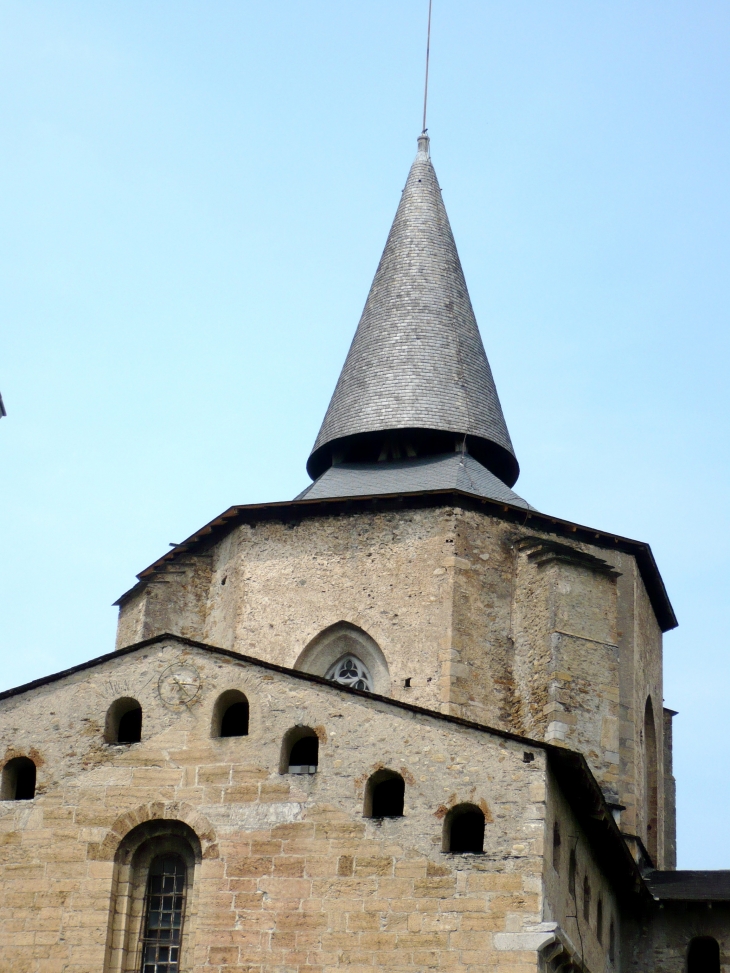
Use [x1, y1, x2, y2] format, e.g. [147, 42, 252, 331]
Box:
[325, 655, 373, 692]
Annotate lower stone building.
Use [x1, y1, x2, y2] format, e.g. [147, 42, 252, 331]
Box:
[1, 134, 727, 972]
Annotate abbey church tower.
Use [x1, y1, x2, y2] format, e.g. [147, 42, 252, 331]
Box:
[114, 133, 674, 866]
[1, 135, 727, 973]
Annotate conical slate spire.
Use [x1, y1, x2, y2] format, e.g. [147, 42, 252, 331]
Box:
[307, 134, 519, 487]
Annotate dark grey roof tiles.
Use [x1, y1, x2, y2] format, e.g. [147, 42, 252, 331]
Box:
[308, 135, 518, 487]
[296, 452, 533, 509]
[646, 870, 730, 901]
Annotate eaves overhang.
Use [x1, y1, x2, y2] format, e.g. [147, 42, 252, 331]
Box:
[114, 489, 677, 632]
[114, 490, 678, 632]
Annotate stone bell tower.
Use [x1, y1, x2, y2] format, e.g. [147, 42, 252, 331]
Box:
[115, 134, 676, 869]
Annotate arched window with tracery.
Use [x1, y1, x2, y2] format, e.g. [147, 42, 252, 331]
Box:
[294, 622, 390, 695]
[325, 655, 373, 692]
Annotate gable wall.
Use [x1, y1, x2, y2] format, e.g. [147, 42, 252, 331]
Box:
[1, 639, 553, 973]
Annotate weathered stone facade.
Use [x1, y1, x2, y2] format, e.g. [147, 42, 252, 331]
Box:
[2, 128, 727, 973]
[115, 499, 669, 867]
[3, 492, 723, 973]
[0, 635, 575, 972]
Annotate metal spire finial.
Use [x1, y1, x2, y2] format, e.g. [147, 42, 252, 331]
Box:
[421, 0, 433, 134]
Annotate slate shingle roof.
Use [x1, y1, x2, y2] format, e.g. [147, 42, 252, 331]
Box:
[646, 870, 730, 901]
[296, 452, 533, 508]
[307, 135, 519, 487]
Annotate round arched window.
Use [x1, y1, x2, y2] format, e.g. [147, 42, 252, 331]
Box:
[325, 655, 373, 692]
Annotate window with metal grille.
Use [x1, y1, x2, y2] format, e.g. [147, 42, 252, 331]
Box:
[139, 854, 186, 973]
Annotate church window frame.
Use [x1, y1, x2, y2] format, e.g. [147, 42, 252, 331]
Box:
[325, 655, 373, 692]
[138, 853, 187, 973]
[104, 820, 201, 973]
[293, 622, 391, 696]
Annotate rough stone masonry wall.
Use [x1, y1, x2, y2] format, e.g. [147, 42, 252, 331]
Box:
[116, 509, 461, 716]
[115, 503, 668, 866]
[0, 637, 551, 973]
[623, 902, 730, 972]
[543, 773, 620, 973]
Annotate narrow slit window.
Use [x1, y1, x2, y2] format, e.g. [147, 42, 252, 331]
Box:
[552, 822, 561, 871]
[582, 875, 591, 922]
[140, 854, 186, 973]
[568, 849, 576, 897]
[596, 897, 603, 944]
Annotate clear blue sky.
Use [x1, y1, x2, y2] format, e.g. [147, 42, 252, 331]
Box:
[1, 1, 728, 868]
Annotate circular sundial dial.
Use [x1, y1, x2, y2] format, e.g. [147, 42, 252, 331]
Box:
[157, 662, 202, 708]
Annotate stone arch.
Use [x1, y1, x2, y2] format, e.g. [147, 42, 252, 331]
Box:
[211, 689, 249, 738]
[688, 936, 720, 973]
[104, 819, 203, 973]
[364, 769, 405, 818]
[443, 803, 485, 854]
[105, 697, 142, 744]
[643, 695, 659, 864]
[539, 937, 585, 973]
[280, 726, 319, 774]
[91, 802, 219, 862]
[294, 621, 390, 696]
